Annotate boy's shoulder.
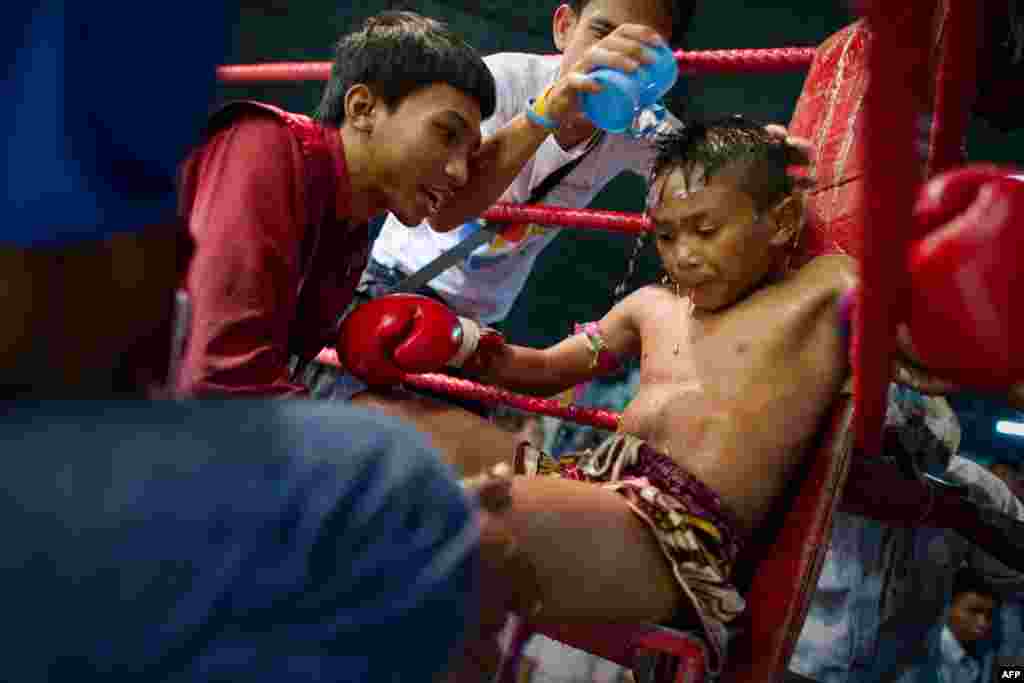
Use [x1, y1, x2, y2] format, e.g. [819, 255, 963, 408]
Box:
[789, 253, 859, 294]
[733, 254, 857, 318]
[613, 282, 676, 316]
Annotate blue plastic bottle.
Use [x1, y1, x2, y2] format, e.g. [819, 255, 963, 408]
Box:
[580, 43, 679, 134]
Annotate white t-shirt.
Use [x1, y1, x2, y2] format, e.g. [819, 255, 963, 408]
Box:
[371, 51, 678, 323]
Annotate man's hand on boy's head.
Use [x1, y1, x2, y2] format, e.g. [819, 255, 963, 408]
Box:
[544, 24, 669, 126]
[764, 124, 814, 166]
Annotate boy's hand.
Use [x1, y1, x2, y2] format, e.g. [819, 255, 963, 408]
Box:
[542, 24, 669, 126]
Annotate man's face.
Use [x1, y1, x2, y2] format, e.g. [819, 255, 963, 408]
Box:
[948, 591, 997, 646]
[990, 463, 1017, 485]
[554, 0, 674, 128]
[370, 83, 483, 227]
[648, 164, 784, 312]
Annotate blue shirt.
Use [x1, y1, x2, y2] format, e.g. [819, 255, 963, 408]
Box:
[994, 596, 1024, 658]
[0, 400, 478, 681]
[938, 626, 983, 683]
[4, 3, 231, 246]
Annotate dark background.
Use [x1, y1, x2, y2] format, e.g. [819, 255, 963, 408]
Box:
[221, 0, 1024, 464]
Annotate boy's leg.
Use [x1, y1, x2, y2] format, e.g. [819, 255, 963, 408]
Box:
[346, 405, 690, 621]
[448, 475, 683, 682]
[504, 476, 680, 623]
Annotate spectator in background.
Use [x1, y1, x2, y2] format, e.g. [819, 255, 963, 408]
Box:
[993, 589, 1024, 663]
[986, 455, 1024, 662]
[788, 387, 1024, 683]
[939, 569, 1000, 683]
[988, 458, 1024, 500]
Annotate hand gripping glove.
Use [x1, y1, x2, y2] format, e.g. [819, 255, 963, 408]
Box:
[337, 294, 505, 387]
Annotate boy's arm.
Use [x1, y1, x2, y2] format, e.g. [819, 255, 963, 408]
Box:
[476, 291, 645, 396]
[429, 25, 670, 232]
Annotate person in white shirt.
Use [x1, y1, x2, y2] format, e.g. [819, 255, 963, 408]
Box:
[362, 0, 694, 323]
[939, 569, 1000, 683]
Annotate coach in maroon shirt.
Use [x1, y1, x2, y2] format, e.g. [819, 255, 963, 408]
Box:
[177, 11, 495, 396]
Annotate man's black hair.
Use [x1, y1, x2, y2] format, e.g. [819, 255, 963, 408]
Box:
[567, 0, 696, 48]
[314, 11, 496, 126]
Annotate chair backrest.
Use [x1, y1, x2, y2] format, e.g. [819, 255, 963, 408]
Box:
[787, 21, 872, 268]
[724, 7, 972, 679]
[719, 25, 875, 681]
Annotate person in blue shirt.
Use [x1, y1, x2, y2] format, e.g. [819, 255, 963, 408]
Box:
[939, 569, 1001, 683]
[2, 6, 533, 680]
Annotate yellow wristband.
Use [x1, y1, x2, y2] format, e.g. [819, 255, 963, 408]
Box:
[527, 84, 558, 130]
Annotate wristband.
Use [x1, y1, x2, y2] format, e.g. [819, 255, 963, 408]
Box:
[575, 321, 623, 373]
[526, 85, 559, 130]
[449, 317, 482, 368]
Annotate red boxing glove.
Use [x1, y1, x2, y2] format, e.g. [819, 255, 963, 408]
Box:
[905, 165, 1024, 388]
[337, 294, 505, 387]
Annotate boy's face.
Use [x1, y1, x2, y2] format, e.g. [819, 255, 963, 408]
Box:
[554, 0, 674, 125]
[368, 83, 483, 226]
[649, 163, 790, 312]
[948, 591, 997, 646]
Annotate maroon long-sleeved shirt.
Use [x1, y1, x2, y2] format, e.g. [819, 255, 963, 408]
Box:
[178, 106, 368, 396]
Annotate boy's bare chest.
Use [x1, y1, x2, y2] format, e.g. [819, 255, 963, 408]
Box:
[637, 291, 795, 393]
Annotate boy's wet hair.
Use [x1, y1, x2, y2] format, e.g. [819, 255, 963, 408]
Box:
[567, 0, 696, 47]
[314, 11, 496, 126]
[651, 115, 810, 213]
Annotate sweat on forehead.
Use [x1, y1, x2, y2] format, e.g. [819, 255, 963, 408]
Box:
[646, 163, 707, 209]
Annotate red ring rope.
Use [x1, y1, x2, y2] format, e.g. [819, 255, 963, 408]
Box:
[216, 47, 816, 84]
[926, 0, 980, 178]
[483, 203, 649, 234]
[402, 374, 620, 431]
[856, 0, 936, 456]
[314, 350, 620, 431]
